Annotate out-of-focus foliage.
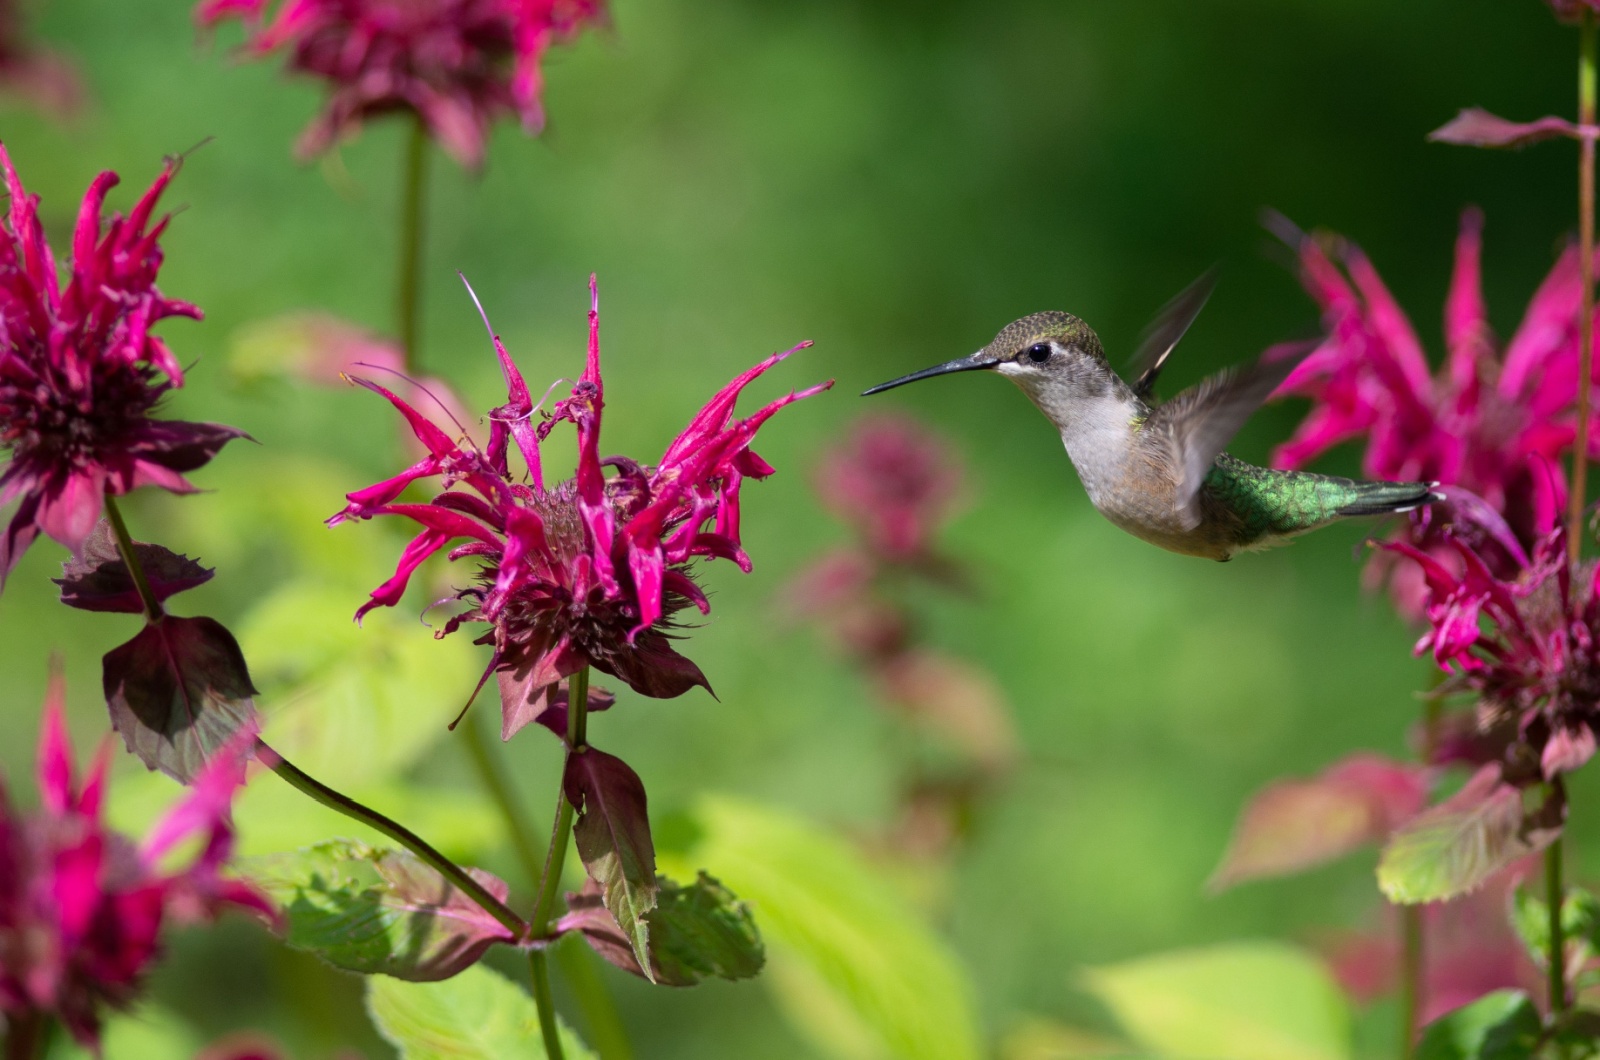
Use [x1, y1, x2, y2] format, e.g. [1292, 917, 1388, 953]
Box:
[3, 0, 1595, 1056]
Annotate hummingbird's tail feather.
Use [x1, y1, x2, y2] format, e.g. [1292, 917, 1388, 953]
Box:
[1202, 456, 1443, 552]
[1331, 480, 1442, 518]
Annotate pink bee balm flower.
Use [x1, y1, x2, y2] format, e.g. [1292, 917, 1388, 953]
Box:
[196, 0, 606, 167]
[0, 674, 272, 1049]
[0, 0, 83, 117]
[1270, 210, 1593, 610]
[814, 413, 963, 566]
[331, 278, 831, 738]
[1387, 525, 1600, 784]
[0, 146, 246, 587]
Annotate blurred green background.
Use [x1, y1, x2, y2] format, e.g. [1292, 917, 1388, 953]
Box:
[1, 0, 1593, 1056]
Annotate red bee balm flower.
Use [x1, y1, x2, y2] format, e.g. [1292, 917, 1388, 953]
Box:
[0, 146, 245, 586]
[0, 676, 272, 1049]
[196, 0, 606, 167]
[1390, 526, 1600, 783]
[1271, 210, 1593, 611]
[332, 279, 831, 738]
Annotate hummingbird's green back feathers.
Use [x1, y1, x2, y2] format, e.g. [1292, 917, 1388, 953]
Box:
[1201, 454, 1438, 552]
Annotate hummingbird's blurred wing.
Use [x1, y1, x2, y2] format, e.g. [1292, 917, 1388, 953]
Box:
[1153, 342, 1315, 530]
[1129, 268, 1219, 400]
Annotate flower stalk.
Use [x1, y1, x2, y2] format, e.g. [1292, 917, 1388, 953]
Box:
[256, 740, 528, 938]
[1571, 9, 1596, 563]
[526, 664, 592, 1060]
[396, 114, 430, 373]
[101, 492, 162, 621]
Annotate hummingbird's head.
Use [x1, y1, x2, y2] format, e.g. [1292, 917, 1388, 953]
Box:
[861, 311, 1107, 400]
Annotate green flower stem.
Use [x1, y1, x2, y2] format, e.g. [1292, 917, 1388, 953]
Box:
[1548, 834, 1568, 1015]
[459, 708, 633, 1060]
[396, 114, 431, 373]
[255, 739, 528, 939]
[1399, 905, 1422, 1059]
[526, 665, 594, 1060]
[1571, 9, 1596, 562]
[101, 492, 163, 621]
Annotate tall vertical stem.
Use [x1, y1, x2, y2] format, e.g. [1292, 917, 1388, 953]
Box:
[1398, 906, 1423, 1057]
[1570, 11, 1596, 561]
[396, 115, 431, 373]
[459, 708, 634, 1059]
[1549, 836, 1569, 1014]
[527, 666, 593, 1060]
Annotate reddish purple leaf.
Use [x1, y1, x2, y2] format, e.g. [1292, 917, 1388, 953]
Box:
[103, 615, 260, 783]
[563, 747, 658, 979]
[54, 519, 213, 613]
[1210, 754, 1428, 890]
[1428, 108, 1587, 149]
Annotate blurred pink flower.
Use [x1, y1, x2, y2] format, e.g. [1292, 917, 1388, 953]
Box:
[0, 146, 245, 588]
[1271, 210, 1593, 613]
[332, 277, 829, 737]
[1324, 863, 1539, 1024]
[815, 413, 963, 565]
[0, 674, 272, 1049]
[0, 0, 82, 116]
[196, 0, 606, 167]
[1547, 0, 1600, 22]
[1388, 526, 1600, 783]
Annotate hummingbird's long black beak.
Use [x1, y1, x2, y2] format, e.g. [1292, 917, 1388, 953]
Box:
[861, 352, 1001, 396]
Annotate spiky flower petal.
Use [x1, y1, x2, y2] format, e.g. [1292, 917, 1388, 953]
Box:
[333, 277, 830, 737]
[0, 676, 271, 1048]
[0, 146, 245, 587]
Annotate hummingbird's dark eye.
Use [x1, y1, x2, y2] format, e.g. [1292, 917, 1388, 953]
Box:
[1026, 343, 1053, 363]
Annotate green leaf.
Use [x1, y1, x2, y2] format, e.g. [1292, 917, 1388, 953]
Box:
[238, 580, 482, 787]
[1509, 886, 1600, 975]
[1082, 942, 1352, 1060]
[1415, 990, 1541, 1060]
[366, 962, 596, 1059]
[103, 615, 261, 783]
[563, 747, 658, 980]
[1378, 766, 1558, 905]
[558, 872, 764, 986]
[242, 839, 517, 981]
[661, 795, 980, 1060]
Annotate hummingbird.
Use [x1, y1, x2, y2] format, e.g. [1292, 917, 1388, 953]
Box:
[862, 273, 1440, 561]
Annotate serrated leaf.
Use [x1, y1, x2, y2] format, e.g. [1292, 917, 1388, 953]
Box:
[103, 615, 261, 783]
[54, 519, 214, 613]
[242, 839, 517, 981]
[664, 795, 980, 1060]
[563, 747, 657, 979]
[1082, 942, 1351, 1060]
[557, 872, 763, 986]
[366, 962, 596, 1059]
[238, 580, 481, 787]
[1378, 766, 1558, 904]
[1211, 754, 1427, 890]
[1415, 990, 1541, 1060]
